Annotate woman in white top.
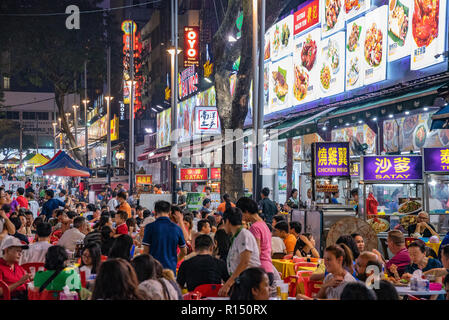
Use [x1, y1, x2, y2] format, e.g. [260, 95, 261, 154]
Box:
[78, 242, 102, 288]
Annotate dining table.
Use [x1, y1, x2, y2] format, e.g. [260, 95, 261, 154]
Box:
[272, 259, 323, 279]
[394, 285, 446, 297]
[419, 237, 442, 255]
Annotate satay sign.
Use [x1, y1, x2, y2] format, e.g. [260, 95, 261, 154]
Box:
[180, 168, 208, 181]
[184, 26, 199, 67]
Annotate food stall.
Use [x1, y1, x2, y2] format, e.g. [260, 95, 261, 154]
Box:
[291, 142, 357, 255]
[423, 147, 449, 236]
[360, 154, 430, 253]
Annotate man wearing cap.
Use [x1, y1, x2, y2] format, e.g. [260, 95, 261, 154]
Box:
[0, 236, 32, 299]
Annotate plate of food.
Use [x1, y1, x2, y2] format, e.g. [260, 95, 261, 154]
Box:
[272, 66, 288, 105]
[293, 65, 309, 102]
[345, 0, 360, 14]
[413, 123, 427, 149]
[320, 62, 332, 92]
[364, 22, 383, 67]
[400, 214, 417, 229]
[325, 0, 342, 31]
[412, 0, 439, 48]
[347, 23, 362, 52]
[346, 56, 360, 87]
[272, 25, 281, 56]
[398, 200, 422, 215]
[327, 38, 340, 74]
[301, 35, 317, 71]
[367, 217, 390, 233]
[388, 0, 409, 47]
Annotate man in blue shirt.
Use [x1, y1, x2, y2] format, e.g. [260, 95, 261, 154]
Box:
[142, 200, 187, 274]
[40, 190, 66, 221]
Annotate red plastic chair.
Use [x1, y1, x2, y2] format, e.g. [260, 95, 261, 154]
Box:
[294, 262, 317, 273]
[406, 294, 424, 301]
[21, 262, 45, 275]
[193, 284, 223, 297]
[79, 270, 87, 288]
[297, 270, 314, 278]
[183, 291, 202, 300]
[284, 276, 299, 297]
[292, 257, 306, 263]
[0, 280, 11, 300]
[303, 278, 322, 298]
[28, 287, 59, 300]
[283, 254, 293, 260]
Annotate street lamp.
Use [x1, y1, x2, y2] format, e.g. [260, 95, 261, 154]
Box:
[72, 104, 79, 147]
[105, 95, 113, 184]
[52, 122, 57, 154]
[82, 99, 90, 167]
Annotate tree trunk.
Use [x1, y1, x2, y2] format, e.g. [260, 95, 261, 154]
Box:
[213, 0, 289, 201]
[54, 87, 84, 162]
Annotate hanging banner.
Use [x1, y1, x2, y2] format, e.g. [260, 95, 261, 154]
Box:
[362, 155, 423, 181]
[194, 106, 221, 135]
[156, 108, 171, 149]
[184, 26, 200, 67]
[294, 0, 320, 35]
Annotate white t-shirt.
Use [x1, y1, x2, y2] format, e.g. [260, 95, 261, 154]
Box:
[323, 271, 357, 300]
[20, 241, 53, 265]
[271, 236, 286, 254]
[107, 198, 119, 212]
[226, 228, 261, 275]
[57, 228, 85, 252]
[28, 200, 40, 218]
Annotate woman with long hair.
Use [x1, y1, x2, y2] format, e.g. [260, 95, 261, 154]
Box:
[229, 267, 270, 300]
[79, 242, 102, 281]
[131, 254, 179, 300]
[108, 234, 133, 261]
[100, 225, 115, 256]
[91, 258, 145, 300]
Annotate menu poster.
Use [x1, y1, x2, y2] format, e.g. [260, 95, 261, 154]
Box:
[263, 62, 270, 115]
[177, 100, 193, 143]
[387, 0, 412, 61]
[264, 28, 271, 61]
[410, 0, 447, 70]
[319, 31, 346, 97]
[156, 108, 171, 149]
[269, 55, 293, 113]
[294, 0, 320, 36]
[346, 16, 365, 91]
[345, 0, 371, 20]
[321, 0, 345, 38]
[292, 27, 321, 105]
[363, 5, 388, 85]
[271, 15, 293, 61]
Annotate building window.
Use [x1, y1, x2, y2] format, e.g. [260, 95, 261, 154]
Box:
[36, 112, 49, 120]
[22, 112, 36, 120]
[6, 111, 19, 120]
[3, 76, 10, 90]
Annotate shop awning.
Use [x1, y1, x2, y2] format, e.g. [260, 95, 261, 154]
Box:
[35, 150, 90, 177]
[319, 84, 443, 123]
[137, 151, 152, 162]
[148, 150, 171, 161]
[26, 153, 49, 166]
[430, 104, 449, 130]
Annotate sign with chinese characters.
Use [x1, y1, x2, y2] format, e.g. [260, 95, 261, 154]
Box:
[179, 65, 199, 100]
[195, 106, 221, 134]
[180, 168, 208, 181]
[313, 142, 350, 177]
[362, 155, 423, 181]
[293, 0, 319, 35]
[424, 148, 449, 172]
[184, 26, 200, 67]
[136, 174, 152, 185]
[350, 162, 360, 176]
[210, 168, 221, 180]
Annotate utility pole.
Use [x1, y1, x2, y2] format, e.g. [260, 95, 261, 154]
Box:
[129, 19, 135, 192]
[252, 0, 259, 201]
[106, 46, 112, 185]
[73, 78, 78, 148]
[84, 61, 89, 168]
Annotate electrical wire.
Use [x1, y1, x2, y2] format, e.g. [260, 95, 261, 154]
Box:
[0, 0, 162, 17]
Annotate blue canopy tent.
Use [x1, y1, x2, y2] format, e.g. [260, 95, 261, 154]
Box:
[35, 150, 90, 177]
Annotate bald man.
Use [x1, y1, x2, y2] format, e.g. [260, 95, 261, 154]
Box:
[408, 211, 438, 238]
[355, 251, 384, 283]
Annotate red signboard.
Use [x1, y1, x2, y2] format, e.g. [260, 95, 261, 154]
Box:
[180, 168, 208, 181]
[293, 0, 319, 35]
[210, 168, 221, 180]
[136, 174, 152, 185]
[184, 26, 200, 67]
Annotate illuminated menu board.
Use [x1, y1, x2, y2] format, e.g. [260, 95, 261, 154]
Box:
[261, 0, 448, 119]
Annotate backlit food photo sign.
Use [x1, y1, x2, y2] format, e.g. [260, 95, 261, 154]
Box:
[313, 142, 350, 177]
[424, 148, 449, 172]
[362, 155, 423, 180]
[179, 65, 199, 100]
[184, 26, 200, 67]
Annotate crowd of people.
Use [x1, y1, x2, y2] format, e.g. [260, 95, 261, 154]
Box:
[0, 180, 448, 301]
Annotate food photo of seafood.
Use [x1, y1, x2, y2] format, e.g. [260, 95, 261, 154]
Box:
[272, 67, 288, 103]
[327, 38, 340, 73]
[347, 23, 361, 52]
[388, 0, 409, 46]
[346, 57, 360, 87]
[323, 0, 344, 35]
[364, 23, 383, 67]
[363, 5, 387, 85]
[271, 16, 293, 60]
[345, 0, 360, 13]
[320, 63, 331, 91]
[319, 32, 345, 96]
[412, 0, 439, 48]
[269, 57, 292, 112]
